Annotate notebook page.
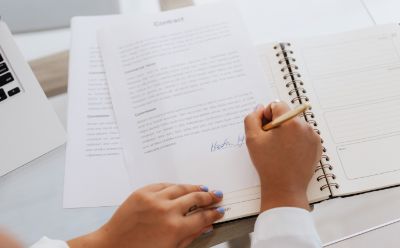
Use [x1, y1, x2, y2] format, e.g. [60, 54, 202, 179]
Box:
[64, 16, 130, 208]
[98, 3, 270, 194]
[292, 24, 400, 196]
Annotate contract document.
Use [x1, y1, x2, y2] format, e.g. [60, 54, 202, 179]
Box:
[98, 3, 271, 193]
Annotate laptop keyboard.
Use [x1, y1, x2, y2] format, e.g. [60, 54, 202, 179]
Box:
[0, 62, 7, 74]
[0, 50, 22, 103]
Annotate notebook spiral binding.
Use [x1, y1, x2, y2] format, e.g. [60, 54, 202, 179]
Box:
[273, 42, 339, 193]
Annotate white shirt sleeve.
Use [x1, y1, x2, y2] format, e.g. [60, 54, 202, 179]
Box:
[30, 237, 69, 248]
[252, 207, 322, 248]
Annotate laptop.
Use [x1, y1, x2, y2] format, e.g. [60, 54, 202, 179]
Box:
[0, 19, 66, 176]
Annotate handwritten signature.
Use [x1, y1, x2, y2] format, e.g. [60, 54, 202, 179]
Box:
[210, 134, 245, 152]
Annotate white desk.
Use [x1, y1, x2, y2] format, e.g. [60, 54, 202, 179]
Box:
[3, 1, 400, 247]
[0, 94, 118, 246]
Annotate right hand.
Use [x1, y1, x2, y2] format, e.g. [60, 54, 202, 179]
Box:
[244, 101, 322, 212]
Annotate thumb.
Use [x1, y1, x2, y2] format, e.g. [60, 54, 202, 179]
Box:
[263, 101, 291, 121]
[244, 104, 265, 138]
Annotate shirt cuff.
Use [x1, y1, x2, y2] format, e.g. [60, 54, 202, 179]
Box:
[30, 237, 69, 248]
[253, 207, 322, 247]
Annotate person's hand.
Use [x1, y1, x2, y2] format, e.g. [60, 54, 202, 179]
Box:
[68, 183, 224, 248]
[0, 231, 22, 248]
[244, 101, 322, 212]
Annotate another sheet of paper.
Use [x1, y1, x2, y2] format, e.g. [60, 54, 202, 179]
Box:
[98, 3, 271, 192]
[196, 0, 375, 44]
[64, 16, 131, 208]
[363, 0, 400, 24]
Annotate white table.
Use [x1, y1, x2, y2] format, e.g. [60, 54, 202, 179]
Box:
[0, 94, 116, 246]
[3, 1, 400, 247]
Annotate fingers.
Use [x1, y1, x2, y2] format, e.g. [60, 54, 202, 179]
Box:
[244, 105, 265, 138]
[177, 190, 223, 214]
[264, 100, 291, 121]
[263, 102, 274, 122]
[141, 183, 174, 192]
[160, 184, 207, 199]
[184, 207, 225, 233]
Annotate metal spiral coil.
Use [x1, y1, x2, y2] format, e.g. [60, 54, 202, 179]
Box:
[288, 87, 306, 96]
[281, 64, 299, 72]
[299, 111, 315, 119]
[320, 183, 340, 191]
[285, 79, 304, 88]
[306, 119, 318, 127]
[283, 72, 301, 80]
[321, 155, 330, 161]
[315, 164, 333, 173]
[276, 50, 294, 57]
[291, 96, 309, 104]
[274, 42, 339, 193]
[317, 173, 336, 182]
[279, 57, 296, 65]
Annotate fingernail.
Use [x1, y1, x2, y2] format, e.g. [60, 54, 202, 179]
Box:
[203, 227, 213, 234]
[253, 104, 264, 112]
[213, 190, 223, 198]
[200, 185, 209, 192]
[216, 207, 225, 214]
[271, 100, 281, 109]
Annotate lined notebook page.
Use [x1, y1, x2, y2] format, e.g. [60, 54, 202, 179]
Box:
[292, 24, 400, 196]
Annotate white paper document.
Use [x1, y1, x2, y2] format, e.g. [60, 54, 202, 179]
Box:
[363, 0, 400, 24]
[98, 3, 271, 192]
[196, 0, 375, 44]
[64, 16, 131, 208]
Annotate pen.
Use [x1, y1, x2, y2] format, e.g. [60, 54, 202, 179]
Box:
[262, 103, 311, 131]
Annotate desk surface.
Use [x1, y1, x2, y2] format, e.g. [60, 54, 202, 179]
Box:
[3, 1, 400, 247]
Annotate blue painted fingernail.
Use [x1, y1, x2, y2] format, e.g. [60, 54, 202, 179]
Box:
[213, 190, 223, 198]
[200, 185, 209, 192]
[216, 207, 225, 214]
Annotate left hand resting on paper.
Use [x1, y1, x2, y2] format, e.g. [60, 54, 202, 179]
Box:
[67, 183, 224, 248]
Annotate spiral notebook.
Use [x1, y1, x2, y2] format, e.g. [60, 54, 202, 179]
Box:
[221, 23, 400, 221]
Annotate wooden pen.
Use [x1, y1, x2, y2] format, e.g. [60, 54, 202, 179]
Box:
[262, 103, 311, 131]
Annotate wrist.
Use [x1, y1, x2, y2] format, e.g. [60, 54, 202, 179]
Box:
[67, 228, 110, 248]
[260, 188, 310, 212]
